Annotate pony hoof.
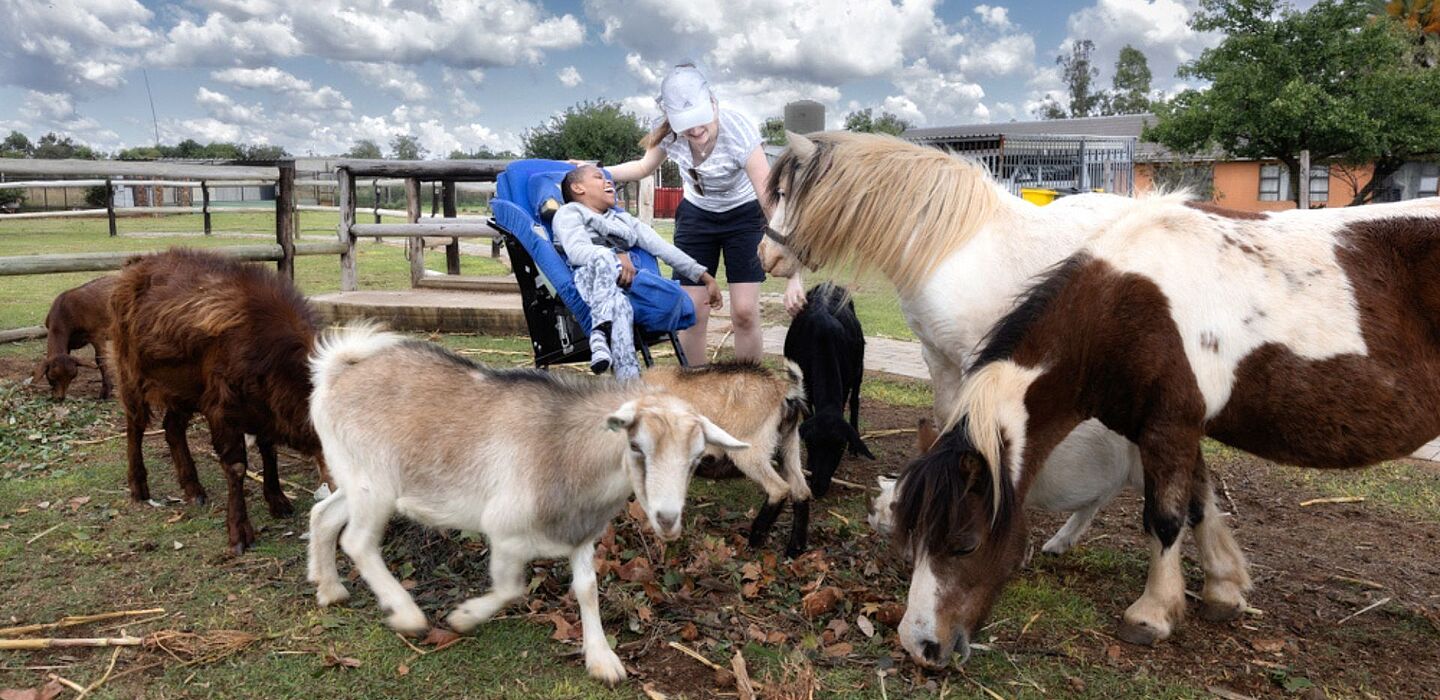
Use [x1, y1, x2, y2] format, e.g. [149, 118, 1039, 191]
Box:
[316, 583, 351, 608]
[386, 609, 429, 637]
[445, 608, 481, 634]
[784, 544, 806, 559]
[1116, 621, 1165, 646]
[1040, 539, 1073, 555]
[267, 496, 294, 518]
[189, 493, 208, 507]
[585, 649, 627, 685]
[1199, 600, 1245, 623]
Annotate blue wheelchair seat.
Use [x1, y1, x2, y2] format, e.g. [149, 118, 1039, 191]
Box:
[489, 159, 694, 368]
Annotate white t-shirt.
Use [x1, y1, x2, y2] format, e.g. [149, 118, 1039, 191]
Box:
[658, 107, 762, 213]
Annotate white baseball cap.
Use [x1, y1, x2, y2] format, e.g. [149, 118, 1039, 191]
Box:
[658, 64, 715, 133]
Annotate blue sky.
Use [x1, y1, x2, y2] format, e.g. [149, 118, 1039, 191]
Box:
[0, 0, 1237, 156]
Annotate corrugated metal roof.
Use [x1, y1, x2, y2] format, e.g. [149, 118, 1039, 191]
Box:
[905, 113, 1184, 162]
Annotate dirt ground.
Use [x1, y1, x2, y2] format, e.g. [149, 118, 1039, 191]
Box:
[3, 358, 1439, 699]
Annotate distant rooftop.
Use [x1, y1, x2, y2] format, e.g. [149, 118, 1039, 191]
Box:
[905, 113, 1181, 162]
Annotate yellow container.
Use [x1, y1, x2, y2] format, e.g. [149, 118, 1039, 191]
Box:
[1020, 187, 1059, 205]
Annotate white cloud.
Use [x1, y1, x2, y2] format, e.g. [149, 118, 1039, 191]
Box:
[974, 5, 1012, 29]
[149, 14, 302, 67]
[587, 0, 940, 85]
[7, 90, 120, 148]
[195, 87, 265, 125]
[625, 53, 664, 89]
[211, 67, 351, 112]
[1062, 0, 1219, 93]
[959, 33, 1036, 77]
[0, 0, 156, 93]
[884, 59, 987, 126]
[346, 62, 430, 101]
[557, 66, 583, 88]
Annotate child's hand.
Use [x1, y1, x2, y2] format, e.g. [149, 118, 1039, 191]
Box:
[701, 273, 723, 310]
[784, 274, 807, 317]
[616, 252, 636, 288]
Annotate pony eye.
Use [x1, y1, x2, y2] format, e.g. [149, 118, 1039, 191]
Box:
[950, 543, 978, 557]
[629, 441, 642, 453]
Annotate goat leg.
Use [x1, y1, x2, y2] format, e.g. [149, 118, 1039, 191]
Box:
[94, 346, 112, 400]
[163, 409, 206, 506]
[784, 499, 811, 558]
[257, 437, 294, 517]
[747, 498, 786, 549]
[122, 400, 151, 503]
[211, 425, 255, 555]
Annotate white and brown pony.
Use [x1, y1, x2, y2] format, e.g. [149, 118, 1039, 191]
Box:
[757, 131, 1186, 553]
[892, 195, 1440, 668]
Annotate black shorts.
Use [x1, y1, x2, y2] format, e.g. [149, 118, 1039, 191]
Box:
[673, 198, 767, 285]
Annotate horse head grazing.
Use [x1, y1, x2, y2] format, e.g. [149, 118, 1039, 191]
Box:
[893, 418, 1026, 669]
[757, 130, 1000, 292]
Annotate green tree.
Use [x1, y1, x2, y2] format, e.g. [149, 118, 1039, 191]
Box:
[32, 133, 96, 159]
[1107, 45, 1154, 115]
[762, 117, 787, 146]
[1147, 0, 1440, 205]
[1032, 98, 1069, 120]
[0, 186, 22, 210]
[346, 139, 383, 159]
[843, 108, 912, 136]
[389, 134, 427, 160]
[521, 100, 646, 165]
[1060, 39, 1103, 118]
[2, 131, 33, 158]
[448, 146, 518, 159]
[241, 144, 288, 160]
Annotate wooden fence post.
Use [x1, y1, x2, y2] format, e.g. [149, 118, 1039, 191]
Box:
[406, 177, 423, 287]
[372, 180, 381, 224]
[442, 180, 460, 275]
[201, 181, 211, 235]
[105, 178, 116, 237]
[275, 161, 296, 279]
[639, 174, 655, 225]
[1298, 150, 1311, 210]
[338, 168, 358, 292]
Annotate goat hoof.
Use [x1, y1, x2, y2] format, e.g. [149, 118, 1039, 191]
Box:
[1199, 600, 1245, 623]
[267, 496, 294, 518]
[585, 648, 627, 685]
[1040, 539, 1073, 555]
[784, 544, 806, 559]
[129, 488, 151, 503]
[1116, 620, 1165, 647]
[189, 493, 208, 507]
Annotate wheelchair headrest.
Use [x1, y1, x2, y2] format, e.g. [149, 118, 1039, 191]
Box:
[528, 170, 568, 224]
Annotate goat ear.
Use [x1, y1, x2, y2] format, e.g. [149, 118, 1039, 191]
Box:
[916, 417, 938, 454]
[786, 131, 815, 159]
[33, 359, 47, 383]
[606, 401, 638, 432]
[698, 415, 748, 452]
[76, 357, 98, 369]
[877, 475, 895, 490]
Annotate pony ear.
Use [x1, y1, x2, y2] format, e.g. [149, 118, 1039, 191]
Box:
[699, 415, 748, 452]
[606, 401, 638, 432]
[786, 131, 816, 159]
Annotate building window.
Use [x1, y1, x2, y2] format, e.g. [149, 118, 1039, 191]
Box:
[1258, 163, 1330, 202]
[1259, 164, 1282, 201]
[1308, 164, 1329, 203]
[1421, 163, 1439, 198]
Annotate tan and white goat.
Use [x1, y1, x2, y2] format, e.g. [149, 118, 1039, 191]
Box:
[644, 362, 812, 556]
[305, 326, 746, 685]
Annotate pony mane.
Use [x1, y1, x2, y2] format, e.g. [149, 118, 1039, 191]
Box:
[768, 132, 1001, 293]
[893, 419, 1017, 555]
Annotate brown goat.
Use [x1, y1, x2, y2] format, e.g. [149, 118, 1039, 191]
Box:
[36, 276, 118, 401]
[110, 248, 324, 554]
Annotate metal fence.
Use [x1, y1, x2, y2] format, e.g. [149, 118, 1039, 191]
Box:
[912, 134, 1136, 196]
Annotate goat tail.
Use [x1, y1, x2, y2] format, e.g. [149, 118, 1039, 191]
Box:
[782, 359, 806, 404]
[310, 321, 402, 392]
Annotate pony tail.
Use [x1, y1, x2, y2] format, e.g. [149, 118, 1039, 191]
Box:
[641, 120, 673, 150]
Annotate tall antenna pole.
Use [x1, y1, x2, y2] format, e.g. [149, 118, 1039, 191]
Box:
[142, 68, 161, 147]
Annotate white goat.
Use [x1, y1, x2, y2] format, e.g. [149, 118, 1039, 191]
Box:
[870, 418, 1142, 554]
[305, 326, 746, 685]
[644, 362, 813, 556]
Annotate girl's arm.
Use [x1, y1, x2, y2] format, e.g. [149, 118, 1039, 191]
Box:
[605, 145, 667, 182]
[744, 145, 773, 219]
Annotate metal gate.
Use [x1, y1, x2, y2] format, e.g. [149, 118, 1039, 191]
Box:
[915, 134, 1136, 196]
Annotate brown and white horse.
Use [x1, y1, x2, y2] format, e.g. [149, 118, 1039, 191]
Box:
[893, 195, 1440, 668]
[757, 130, 1201, 554]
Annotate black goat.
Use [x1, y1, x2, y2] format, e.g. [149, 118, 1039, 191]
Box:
[783, 283, 874, 499]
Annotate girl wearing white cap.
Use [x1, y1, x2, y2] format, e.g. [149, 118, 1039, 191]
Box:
[603, 63, 806, 365]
